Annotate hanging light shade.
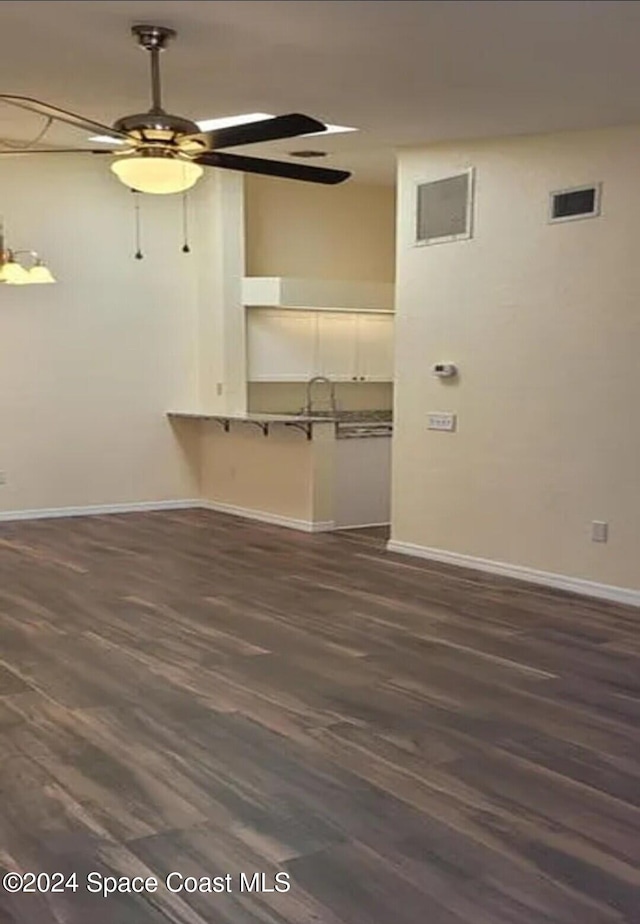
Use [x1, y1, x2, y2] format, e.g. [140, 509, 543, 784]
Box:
[28, 260, 56, 284]
[111, 151, 203, 195]
[0, 221, 56, 286]
[2, 256, 31, 285]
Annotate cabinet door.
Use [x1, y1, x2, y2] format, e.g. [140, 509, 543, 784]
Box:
[316, 313, 359, 381]
[356, 314, 394, 381]
[247, 311, 317, 381]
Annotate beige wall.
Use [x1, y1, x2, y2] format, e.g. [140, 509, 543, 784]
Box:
[245, 175, 395, 282]
[198, 421, 336, 527]
[393, 125, 640, 592]
[0, 155, 201, 512]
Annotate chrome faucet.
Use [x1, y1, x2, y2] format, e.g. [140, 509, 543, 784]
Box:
[304, 375, 337, 417]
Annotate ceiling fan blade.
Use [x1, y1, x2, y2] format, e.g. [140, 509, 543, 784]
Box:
[0, 95, 134, 142]
[203, 113, 326, 150]
[196, 151, 350, 185]
[0, 147, 115, 155]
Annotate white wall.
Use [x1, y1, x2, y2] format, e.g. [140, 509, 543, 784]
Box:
[392, 125, 640, 598]
[194, 171, 246, 414]
[0, 155, 201, 513]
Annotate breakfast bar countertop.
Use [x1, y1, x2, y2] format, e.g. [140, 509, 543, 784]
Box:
[167, 410, 336, 423]
[167, 409, 393, 440]
[167, 409, 392, 424]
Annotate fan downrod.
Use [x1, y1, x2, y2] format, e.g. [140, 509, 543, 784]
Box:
[112, 20, 197, 137]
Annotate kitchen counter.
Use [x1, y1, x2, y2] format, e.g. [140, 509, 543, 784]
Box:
[167, 409, 392, 439]
[167, 410, 332, 423]
[167, 408, 391, 531]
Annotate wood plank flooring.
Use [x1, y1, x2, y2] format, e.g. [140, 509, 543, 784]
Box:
[0, 509, 638, 923]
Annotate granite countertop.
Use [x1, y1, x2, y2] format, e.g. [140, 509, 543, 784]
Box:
[167, 410, 336, 423]
[167, 409, 393, 424]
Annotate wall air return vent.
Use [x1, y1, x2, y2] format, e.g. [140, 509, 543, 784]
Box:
[414, 168, 474, 246]
[549, 184, 601, 223]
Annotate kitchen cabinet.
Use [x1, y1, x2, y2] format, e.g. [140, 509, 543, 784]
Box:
[247, 309, 394, 383]
[316, 313, 359, 380]
[246, 311, 317, 382]
[353, 314, 394, 382]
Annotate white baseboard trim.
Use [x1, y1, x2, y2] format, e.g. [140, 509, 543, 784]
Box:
[0, 499, 201, 523]
[332, 521, 391, 531]
[386, 539, 640, 608]
[200, 500, 335, 533]
[0, 497, 335, 533]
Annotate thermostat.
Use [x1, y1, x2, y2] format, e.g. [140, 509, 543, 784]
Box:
[432, 362, 458, 378]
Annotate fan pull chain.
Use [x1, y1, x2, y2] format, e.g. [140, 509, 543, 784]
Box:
[133, 191, 143, 260]
[182, 192, 191, 253]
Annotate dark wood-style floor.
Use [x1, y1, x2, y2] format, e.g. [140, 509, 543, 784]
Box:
[0, 509, 639, 924]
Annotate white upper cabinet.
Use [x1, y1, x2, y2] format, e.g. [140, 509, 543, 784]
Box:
[246, 311, 317, 382]
[316, 313, 359, 380]
[355, 314, 395, 381]
[242, 276, 394, 382]
[246, 308, 394, 383]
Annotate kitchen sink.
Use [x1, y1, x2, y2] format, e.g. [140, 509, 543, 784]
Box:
[296, 409, 392, 422]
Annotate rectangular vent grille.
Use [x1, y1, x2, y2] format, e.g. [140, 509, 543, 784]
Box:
[415, 170, 473, 245]
[550, 184, 601, 223]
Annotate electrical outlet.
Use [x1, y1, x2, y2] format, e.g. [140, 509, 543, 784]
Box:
[591, 521, 608, 543]
[428, 412, 457, 432]
[0, 471, 6, 486]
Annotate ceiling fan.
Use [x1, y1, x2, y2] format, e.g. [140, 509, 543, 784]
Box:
[0, 24, 351, 194]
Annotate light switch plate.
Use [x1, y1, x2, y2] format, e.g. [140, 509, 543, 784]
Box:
[428, 412, 457, 432]
[591, 520, 608, 543]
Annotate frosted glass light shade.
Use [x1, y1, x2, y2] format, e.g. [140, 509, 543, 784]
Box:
[29, 263, 56, 284]
[111, 154, 203, 194]
[2, 259, 31, 284]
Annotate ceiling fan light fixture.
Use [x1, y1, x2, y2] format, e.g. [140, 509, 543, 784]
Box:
[111, 151, 203, 194]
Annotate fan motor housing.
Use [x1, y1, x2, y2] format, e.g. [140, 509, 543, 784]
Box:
[112, 112, 200, 138]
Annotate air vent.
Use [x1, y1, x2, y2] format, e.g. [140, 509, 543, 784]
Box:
[415, 169, 474, 246]
[550, 184, 601, 223]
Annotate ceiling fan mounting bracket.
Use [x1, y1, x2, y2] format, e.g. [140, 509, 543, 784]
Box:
[131, 25, 176, 52]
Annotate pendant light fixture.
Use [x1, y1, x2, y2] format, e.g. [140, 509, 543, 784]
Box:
[0, 253, 30, 284]
[0, 221, 56, 285]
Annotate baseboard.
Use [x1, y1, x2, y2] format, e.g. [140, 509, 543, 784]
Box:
[200, 500, 335, 533]
[0, 497, 335, 533]
[386, 539, 640, 608]
[331, 521, 391, 531]
[0, 499, 201, 523]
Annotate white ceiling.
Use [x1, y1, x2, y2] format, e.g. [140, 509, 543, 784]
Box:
[2, 0, 640, 184]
